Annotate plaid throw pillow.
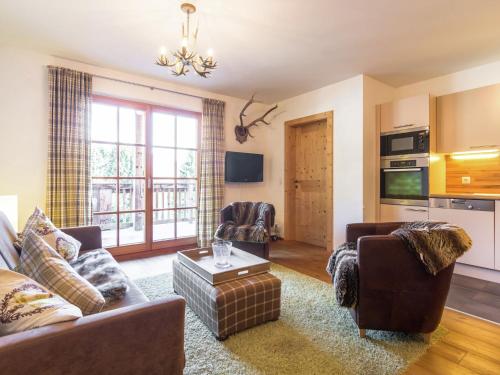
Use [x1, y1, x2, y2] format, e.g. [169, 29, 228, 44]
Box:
[20, 231, 105, 315]
[17, 207, 81, 262]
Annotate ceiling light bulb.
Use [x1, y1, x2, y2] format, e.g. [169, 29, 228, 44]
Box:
[159, 46, 167, 56]
[175, 61, 183, 74]
[181, 37, 188, 48]
[207, 48, 214, 57]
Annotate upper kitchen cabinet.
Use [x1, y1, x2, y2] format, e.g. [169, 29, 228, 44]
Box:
[380, 94, 432, 133]
[437, 83, 500, 153]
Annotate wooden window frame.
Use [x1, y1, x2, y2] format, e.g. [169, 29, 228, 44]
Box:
[91, 95, 201, 256]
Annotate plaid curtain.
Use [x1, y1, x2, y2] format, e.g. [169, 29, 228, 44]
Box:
[198, 99, 225, 247]
[46, 66, 92, 227]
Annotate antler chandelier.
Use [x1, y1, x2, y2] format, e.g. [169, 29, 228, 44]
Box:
[156, 3, 217, 78]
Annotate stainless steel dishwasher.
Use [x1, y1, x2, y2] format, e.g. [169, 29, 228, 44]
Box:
[429, 198, 495, 269]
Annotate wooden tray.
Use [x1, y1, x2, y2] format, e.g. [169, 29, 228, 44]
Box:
[177, 246, 270, 285]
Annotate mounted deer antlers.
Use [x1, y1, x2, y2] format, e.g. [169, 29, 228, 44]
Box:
[234, 95, 278, 144]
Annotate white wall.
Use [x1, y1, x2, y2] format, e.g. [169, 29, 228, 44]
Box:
[362, 76, 396, 221]
[272, 75, 365, 246]
[0, 47, 51, 227]
[396, 60, 500, 98]
[0, 46, 271, 227]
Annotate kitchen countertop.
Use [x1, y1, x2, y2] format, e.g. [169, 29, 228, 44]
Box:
[430, 193, 500, 200]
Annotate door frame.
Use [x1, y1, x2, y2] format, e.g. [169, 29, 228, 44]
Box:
[284, 111, 333, 251]
[91, 95, 200, 257]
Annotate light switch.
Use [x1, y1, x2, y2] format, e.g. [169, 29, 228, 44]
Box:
[461, 176, 471, 185]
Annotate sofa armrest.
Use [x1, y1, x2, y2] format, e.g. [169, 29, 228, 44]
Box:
[346, 222, 404, 243]
[0, 296, 186, 375]
[62, 225, 102, 251]
[220, 205, 233, 224]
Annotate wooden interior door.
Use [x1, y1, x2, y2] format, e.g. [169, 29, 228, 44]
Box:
[294, 121, 327, 246]
[285, 112, 333, 250]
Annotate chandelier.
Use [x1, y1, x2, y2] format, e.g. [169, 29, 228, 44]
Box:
[156, 3, 217, 78]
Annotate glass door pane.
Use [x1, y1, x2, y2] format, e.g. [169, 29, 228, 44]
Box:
[177, 116, 198, 148]
[117, 107, 147, 246]
[152, 111, 176, 242]
[177, 208, 197, 238]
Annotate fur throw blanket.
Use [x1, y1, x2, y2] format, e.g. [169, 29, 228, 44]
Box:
[215, 223, 269, 243]
[70, 249, 129, 303]
[391, 221, 472, 275]
[326, 242, 358, 308]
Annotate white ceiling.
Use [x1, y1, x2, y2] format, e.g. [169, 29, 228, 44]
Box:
[2, 0, 500, 102]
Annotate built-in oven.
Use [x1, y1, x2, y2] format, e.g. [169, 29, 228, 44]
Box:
[380, 127, 429, 157]
[380, 156, 429, 206]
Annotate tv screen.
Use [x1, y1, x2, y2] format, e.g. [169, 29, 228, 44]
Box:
[225, 152, 263, 182]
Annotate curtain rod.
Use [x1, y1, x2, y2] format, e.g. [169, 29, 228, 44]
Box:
[92, 74, 205, 100]
[47, 65, 206, 100]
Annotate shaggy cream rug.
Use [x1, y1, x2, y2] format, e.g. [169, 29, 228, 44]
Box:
[135, 264, 443, 375]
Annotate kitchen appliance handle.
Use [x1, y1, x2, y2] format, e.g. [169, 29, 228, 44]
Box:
[383, 168, 422, 172]
[405, 208, 428, 212]
[469, 145, 499, 149]
[393, 124, 415, 129]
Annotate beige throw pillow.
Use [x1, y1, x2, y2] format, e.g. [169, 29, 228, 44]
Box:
[0, 269, 82, 336]
[18, 207, 81, 262]
[20, 231, 105, 315]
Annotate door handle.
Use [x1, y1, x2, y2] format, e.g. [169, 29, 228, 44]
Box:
[394, 124, 415, 129]
[405, 208, 428, 212]
[383, 168, 422, 172]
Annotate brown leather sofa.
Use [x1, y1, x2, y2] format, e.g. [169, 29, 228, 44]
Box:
[0, 212, 185, 375]
[346, 222, 455, 342]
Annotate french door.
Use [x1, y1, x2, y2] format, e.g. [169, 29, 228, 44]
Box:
[90, 96, 200, 255]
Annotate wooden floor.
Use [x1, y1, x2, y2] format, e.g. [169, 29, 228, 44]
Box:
[120, 240, 500, 375]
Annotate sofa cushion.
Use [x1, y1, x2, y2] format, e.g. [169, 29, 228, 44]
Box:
[70, 249, 129, 303]
[0, 269, 82, 336]
[17, 207, 81, 262]
[20, 231, 105, 315]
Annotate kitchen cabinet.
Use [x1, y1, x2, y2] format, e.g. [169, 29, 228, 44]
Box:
[437, 83, 500, 153]
[380, 95, 431, 133]
[496, 201, 500, 270]
[380, 204, 429, 222]
[429, 203, 495, 269]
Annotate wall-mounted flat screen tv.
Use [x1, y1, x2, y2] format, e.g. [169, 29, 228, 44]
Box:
[225, 151, 263, 182]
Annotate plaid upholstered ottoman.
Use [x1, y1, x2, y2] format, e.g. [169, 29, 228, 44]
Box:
[172, 259, 281, 340]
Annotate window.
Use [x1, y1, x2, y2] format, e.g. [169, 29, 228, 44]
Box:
[151, 111, 198, 241]
[90, 96, 199, 252]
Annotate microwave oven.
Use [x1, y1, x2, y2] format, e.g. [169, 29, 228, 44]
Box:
[380, 128, 429, 157]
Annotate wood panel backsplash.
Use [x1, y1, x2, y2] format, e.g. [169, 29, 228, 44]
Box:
[445, 155, 500, 193]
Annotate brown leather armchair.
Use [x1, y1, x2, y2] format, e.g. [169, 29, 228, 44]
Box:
[346, 222, 455, 342]
[215, 202, 275, 259]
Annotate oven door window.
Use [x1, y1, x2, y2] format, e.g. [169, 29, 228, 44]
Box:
[383, 170, 425, 199]
[391, 136, 414, 152]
